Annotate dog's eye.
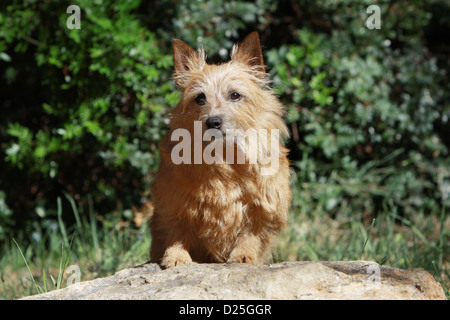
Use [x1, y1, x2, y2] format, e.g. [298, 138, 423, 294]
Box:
[195, 93, 206, 106]
[230, 92, 241, 102]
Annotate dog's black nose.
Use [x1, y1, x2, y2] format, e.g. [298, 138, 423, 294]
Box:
[205, 117, 222, 129]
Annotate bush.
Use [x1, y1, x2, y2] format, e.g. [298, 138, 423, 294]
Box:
[266, 1, 450, 219]
[0, 0, 449, 241]
[0, 0, 176, 234]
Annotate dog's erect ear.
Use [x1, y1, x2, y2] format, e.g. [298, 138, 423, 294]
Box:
[173, 39, 198, 73]
[233, 32, 265, 73]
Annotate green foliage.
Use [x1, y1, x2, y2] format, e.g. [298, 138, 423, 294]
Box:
[0, 0, 176, 233]
[266, 1, 450, 219]
[0, 191, 13, 240]
[0, 0, 449, 257]
[159, 0, 276, 59]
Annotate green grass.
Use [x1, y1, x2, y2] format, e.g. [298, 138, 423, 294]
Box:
[274, 203, 449, 298]
[0, 194, 448, 300]
[0, 195, 150, 300]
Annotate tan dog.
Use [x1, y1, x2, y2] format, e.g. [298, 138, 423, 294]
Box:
[150, 32, 291, 268]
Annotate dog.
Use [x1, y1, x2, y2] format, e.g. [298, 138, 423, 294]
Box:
[150, 32, 291, 268]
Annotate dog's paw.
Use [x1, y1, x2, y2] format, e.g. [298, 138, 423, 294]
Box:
[227, 253, 256, 264]
[161, 250, 193, 269]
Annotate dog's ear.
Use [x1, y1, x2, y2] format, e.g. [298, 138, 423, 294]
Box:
[232, 32, 265, 74]
[173, 39, 198, 73]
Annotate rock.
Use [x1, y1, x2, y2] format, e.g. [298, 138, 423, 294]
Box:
[21, 261, 446, 300]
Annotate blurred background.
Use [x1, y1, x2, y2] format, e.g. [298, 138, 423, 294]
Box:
[0, 0, 449, 299]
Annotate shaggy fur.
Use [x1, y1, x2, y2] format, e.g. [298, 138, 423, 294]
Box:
[150, 32, 291, 268]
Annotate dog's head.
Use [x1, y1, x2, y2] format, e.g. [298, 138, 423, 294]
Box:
[170, 33, 287, 137]
[167, 33, 288, 172]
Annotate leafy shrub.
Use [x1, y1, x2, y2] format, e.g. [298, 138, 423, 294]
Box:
[0, 0, 175, 234]
[266, 1, 450, 218]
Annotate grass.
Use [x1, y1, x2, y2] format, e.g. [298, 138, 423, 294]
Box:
[0, 194, 448, 300]
[0, 195, 150, 300]
[274, 202, 449, 298]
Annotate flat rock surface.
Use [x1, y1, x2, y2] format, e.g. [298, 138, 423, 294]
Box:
[21, 261, 446, 300]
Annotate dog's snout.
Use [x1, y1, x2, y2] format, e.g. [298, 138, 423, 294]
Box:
[205, 117, 222, 129]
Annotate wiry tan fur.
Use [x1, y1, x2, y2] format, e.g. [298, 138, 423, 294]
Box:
[150, 32, 292, 268]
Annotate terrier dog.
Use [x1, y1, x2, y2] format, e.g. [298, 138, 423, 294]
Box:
[150, 32, 291, 268]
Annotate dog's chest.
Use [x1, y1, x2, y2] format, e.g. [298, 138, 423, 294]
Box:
[188, 178, 249, 231]
[197, 191, 250, 260]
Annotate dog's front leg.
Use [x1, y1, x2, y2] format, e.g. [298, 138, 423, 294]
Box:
[161, 234, 193, 268]
[227, 231, 261, 264]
